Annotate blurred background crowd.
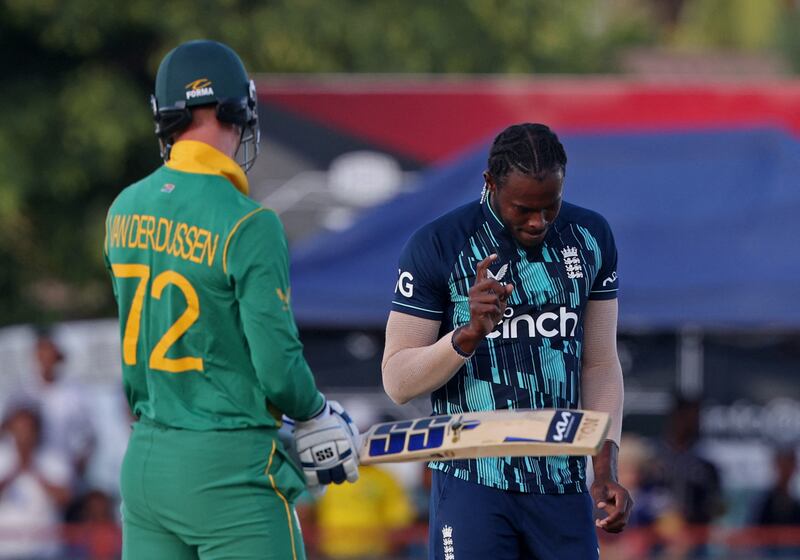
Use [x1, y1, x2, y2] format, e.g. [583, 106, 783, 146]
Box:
[1, 0, 800, 559]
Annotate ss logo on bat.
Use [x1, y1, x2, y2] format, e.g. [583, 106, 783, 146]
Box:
[368, 416, 454, 458]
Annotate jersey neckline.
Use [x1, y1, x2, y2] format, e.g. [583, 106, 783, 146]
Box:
[166, 140, 249, 196]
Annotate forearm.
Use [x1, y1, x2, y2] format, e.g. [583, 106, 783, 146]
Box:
[232, 209, 325, 421]
[240, 276, 324, 420]
[244, 307, 324, 419]
[382, 332, 467, 404]
[580, 298, 624, 445]
[581, 358, 624, 445]
[382, 311, 467, 404]
[259, 353, 325, 421]
[592, 439, 619, 482]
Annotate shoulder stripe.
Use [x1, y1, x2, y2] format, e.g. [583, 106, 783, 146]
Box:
[392, 301, 443, 314]
[223, 207, 267, 275]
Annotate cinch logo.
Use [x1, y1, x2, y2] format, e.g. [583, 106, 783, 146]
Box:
[546, 410, 583, 443]
[185, 78, 214, 99]
[485, 306, 578, 340]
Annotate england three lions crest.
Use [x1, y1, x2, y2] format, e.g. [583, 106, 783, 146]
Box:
[561, 246, 584, 279]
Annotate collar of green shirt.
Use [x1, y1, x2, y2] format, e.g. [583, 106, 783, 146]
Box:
[166, 140, 249, 196]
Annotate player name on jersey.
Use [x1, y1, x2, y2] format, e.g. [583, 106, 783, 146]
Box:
[107, 213, 220, 268]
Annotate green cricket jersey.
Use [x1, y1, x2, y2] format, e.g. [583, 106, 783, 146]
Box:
[104, 140, 324, 430]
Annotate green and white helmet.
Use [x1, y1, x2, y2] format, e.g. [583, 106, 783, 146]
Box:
[151, 39, 260, 172]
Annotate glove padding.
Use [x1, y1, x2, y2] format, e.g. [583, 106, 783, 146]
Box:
[277, 416, 327, 499]
[294, 400, 360, 486]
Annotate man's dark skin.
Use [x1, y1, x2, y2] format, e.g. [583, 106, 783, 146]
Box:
[453, 168, 633, 533]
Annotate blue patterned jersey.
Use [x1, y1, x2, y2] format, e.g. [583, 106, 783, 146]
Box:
[391, 196, 619, 494]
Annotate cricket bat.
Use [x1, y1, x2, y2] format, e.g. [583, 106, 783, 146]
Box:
[358, 408, 609, 465]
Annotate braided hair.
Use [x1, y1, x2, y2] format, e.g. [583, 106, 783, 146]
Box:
[487, 123, 567, 185]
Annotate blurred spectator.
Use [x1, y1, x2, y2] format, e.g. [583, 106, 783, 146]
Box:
[651, 396, 724, 557]
[315, 464, 415, 559]
[656, 397, 724, 524]
[0, 401, 72, 559]
[63, 489, 122, 560]
[617, 434, 656, 527]
[19, 332, 96, 484]
[755, 447, 800, 526]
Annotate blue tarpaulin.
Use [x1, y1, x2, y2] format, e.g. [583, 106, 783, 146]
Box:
[290, 128, 800, 328]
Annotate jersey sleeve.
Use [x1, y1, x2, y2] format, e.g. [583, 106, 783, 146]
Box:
[589, 216, 619, 300]
[390, 227, 448, 320]
[226, 209, 324, 421]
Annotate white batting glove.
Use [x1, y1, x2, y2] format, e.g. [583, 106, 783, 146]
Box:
[294, 400, 360, 486]
[277, 416, 327, 499]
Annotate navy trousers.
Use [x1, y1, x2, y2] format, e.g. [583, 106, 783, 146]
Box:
[429, 469, 599, 560]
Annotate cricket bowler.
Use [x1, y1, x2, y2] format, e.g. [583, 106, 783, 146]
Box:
[104, 39, 360, 559]
[383, 123, 633, 559]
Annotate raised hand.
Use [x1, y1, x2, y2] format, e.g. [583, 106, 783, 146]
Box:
[453, 254, 514, 355]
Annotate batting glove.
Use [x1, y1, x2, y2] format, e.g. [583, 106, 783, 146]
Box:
[294, 400, 360, 486]
[277, 416, 327, 498]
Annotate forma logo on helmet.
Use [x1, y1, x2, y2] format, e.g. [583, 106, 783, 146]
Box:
[150, 40, 260, 172]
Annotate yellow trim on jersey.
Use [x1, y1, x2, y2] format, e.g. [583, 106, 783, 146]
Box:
[104, 213, 110, 256]
[265, 440, 298, 560]
[222, 207, 266, 275]
[166, 140, 249, 196]
[266, 439, 277, 475]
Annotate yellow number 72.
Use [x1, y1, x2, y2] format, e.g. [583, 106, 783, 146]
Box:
[111, 264, 203, 373]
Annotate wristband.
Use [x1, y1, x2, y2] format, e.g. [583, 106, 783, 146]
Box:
[451, 327, 476, 358]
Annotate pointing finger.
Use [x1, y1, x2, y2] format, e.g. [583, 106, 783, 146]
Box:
[475, 254, 497, 282]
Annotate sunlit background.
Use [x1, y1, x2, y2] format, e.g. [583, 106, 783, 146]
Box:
[1, 1, 799, 558]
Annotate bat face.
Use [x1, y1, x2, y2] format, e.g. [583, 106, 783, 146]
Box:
[358, 409, 609, 465]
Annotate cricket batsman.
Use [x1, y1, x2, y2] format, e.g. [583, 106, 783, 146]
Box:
[104, 39, 360, 559]
[383, 123, 633, 559]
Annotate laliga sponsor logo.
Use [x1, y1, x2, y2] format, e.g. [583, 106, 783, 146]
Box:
[486, 305, 578, 339]
[395, 269, 413, 297]
[185, 78, 214, 99]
